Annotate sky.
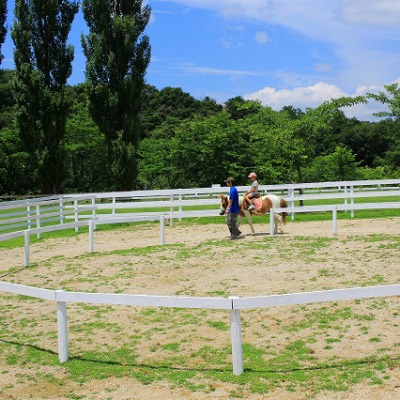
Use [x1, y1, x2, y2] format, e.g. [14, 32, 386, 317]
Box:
[3, 0, 400, 120]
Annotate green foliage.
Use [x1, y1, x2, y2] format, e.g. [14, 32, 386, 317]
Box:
[0, 0, 6, 66]
[11, 0, 79, 194]
[82, 0, 151, 190]
[63, 84, 110, 192]
[0, 70, 15, 130]
[368, 82, 400, 120]
[304, 146, 361, 182]
[170, 111, 249, 187]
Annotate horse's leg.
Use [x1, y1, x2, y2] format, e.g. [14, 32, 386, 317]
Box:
[237, 214, 243, 230]
[274, 213, 283, 234]
[244, 210, 256, 234]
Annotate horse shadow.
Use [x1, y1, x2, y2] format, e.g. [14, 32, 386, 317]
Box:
[244, 231, 289, 237]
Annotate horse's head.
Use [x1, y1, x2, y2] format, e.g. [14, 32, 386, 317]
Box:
[218, 194, 228, 215]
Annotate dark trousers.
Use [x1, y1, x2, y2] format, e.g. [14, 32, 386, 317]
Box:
[226, 212, 240, 237]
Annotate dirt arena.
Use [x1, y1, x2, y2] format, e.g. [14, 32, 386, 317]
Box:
[1, 216, 400, 399]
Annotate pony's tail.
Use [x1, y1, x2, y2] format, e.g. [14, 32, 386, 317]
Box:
[280, 198, 288, 225]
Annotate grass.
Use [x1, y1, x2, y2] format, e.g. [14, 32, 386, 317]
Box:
[1, 211, 400, 398]
[1, 330, 398, 397]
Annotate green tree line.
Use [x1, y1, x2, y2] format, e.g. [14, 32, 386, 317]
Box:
[0, 1, 399, 197]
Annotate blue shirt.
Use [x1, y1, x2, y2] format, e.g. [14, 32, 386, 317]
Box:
[229, 186, 240, 213]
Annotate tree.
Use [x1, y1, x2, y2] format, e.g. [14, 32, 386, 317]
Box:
[64, 83, 110, 192]
[139, 86, 222, 138]
[0, 0, 6, 66]
[305, 146, 360, 182]
[367, 83, 400, 120]
[0, 70, 15, 129]
[82, 0, 151, 190]
[170, 110, 249, 187]
[12, 0, 79, 194]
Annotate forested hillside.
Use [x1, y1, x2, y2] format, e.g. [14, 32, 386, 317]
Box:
[0, 0, 399, 196]
[1, 70, 399, 196]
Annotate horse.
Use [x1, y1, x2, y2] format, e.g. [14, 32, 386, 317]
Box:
[219, 193, 287, 234]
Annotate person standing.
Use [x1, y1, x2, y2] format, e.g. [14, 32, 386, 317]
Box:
[224, 177, 241, 239]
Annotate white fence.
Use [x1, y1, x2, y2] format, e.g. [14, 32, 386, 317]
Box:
[1, 179, 400, 266]
[269, 201, 400, 236]
[1, 179, 400, 234]
[1, 281, 400, 375]
[1, 179, 400, 375]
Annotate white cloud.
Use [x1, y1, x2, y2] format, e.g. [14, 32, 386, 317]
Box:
[244, 81, 391, 120]
[255, 31, 268, 44]
[155, 0, 400, 92]
[340, 0, 400, 27]
[151, 0, 400, 120]
[176, 63, 262, 77]
[245, 82, 347, 110]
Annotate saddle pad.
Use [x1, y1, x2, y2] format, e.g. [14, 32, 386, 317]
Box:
[253, 197, 263, 210]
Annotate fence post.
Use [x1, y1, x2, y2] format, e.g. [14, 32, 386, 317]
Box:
[289, 187, 295, 220]
[74, 200, 79, 233]
[169, 193, 174, 227]
[27, 204, 32, 230]
[59, 198, 65, 224]
[112, 193, 116, 215]
[91, 197, 97, 229]
[24, 230, 30, 267]
[332, 206, 337, 235]
[269, 209, 275, 236]
[88, 220, 94, 253]
[350, 186, 355, 218]
[160, 215, 165, 245]
[179, 191, 183, 222]
[230, 297, 244, 375]
[36, 205, 41, 239]
[56, 291, 69, 363]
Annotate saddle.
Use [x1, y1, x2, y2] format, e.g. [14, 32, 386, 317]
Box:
[252, 197, 263, 211]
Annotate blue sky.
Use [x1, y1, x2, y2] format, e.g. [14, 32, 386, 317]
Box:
[3, 0, 400, 120]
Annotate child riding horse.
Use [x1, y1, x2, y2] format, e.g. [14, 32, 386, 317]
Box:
[219, 193, 287, 234]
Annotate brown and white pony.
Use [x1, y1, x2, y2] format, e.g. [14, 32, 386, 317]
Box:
[219, 193, 287, 234]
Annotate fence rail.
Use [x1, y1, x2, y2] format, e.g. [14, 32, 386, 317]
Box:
[270, 201, 400, 235]
[1, 179, 399, 234]
[2, 179, 400, 375]
[1, 281, 400, 375]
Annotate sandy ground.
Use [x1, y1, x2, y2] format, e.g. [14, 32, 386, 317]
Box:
[1, 216, 400, 399]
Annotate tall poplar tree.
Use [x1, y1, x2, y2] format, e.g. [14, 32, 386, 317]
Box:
[0, 0, 6, 66]
[11, 0, 79, 194]
[82, 0, 151, 190]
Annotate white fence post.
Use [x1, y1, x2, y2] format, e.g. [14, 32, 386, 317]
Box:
[88, 220, 94, 253]
[160, 215, 165, 245]
[332, 206, 337, 235]
[269, 209, 275, 236]
[230, 297, 243, 376]
[74, 200, 79, 233]
[36, 205, 41, 239]
[112, 193, 116, 215]
[27, 204, 32, 230]
[169, 193, 174, 227]
[179, 192, 183, 222]
[56, 292, 69, 363]
[24, 230, 30, 267]
[350, 186, 355, 218]
[59, 199, 65, 224]
[91, 197, 97, 229]
[289, 187, 295, 220]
